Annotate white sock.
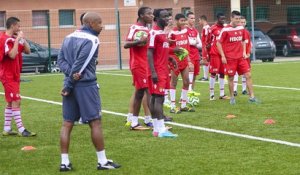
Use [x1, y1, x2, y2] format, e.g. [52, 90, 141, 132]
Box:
[61, 153, 70, 165]
[209, 75, 215, 97]
[153, 118, 159, 133]
[164, 89, 169, 102]
[170, 88, 176, 108]
[4, 107, 13, 132]
[131, 116, 138, 127]
[242, 75, 247, 91]
[96, 150, 108, 165]
[219, 78, 225, 97]
[144, 115, 151, 124]
[203, 65, 208, 79]
[188, 72, 194, 91]
[233, 73, 238, 92]
[12, 108, 25, 133]
[181, 89, 188, 108]
[127, 113, 133, 122]
[158, 119, 166, 133]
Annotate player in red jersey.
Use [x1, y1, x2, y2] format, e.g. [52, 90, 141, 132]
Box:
[148, 9, 178, 138]
[217, 11, 259, 105]
[124, 7, 154, 130]
[207, 13, 230, 101]
[233, 16, 251, 96]
[168, 13, 195, 113]
[199, 15, 210, 81]
[186, 12, 201, 96]
[0, 17, 36, 136]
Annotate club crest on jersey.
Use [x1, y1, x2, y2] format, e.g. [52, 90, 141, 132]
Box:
[154, 84, 157, 89]
[143, 79, 147, 83]
[163, 42, 169, 48]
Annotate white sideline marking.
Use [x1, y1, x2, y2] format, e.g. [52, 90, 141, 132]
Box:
[1, 92, 299, 148]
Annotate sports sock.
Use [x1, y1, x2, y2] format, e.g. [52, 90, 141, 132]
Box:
[203, 65, 208, 79]
[131, 116, 138, 127]
[164, 89, 169, 102]
[181, 88, 188, 108]
[170, 88, 176, 108]
[242, 75, 247, 91]
[233, 73, 238, 92]
[188, 72, 194, 91]
[61, 153, 70, 165]
[144, 115, 151, 124]
[152, 118, 159, 133]
[97, 150, 108, 165]
[209, 75, 215, 97]
[158, 119, 166, 133]
[4, 107, 13, 132]
[127, 113, 132, 122]
[12, 108, 25, 133]
[219, 78, 225, 97]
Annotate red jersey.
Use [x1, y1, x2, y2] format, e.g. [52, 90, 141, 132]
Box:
[208, 23, 224, 56]
[126, 22, 149, 70]
[0, 33, 24, 82]
[168, 27, 190, 63]
[217, 25, 245, 60]
[201, 24, 210, 47]
[187, 26, 201, 61]
[244, 29, 252, 55]
[149, 25, 169, 75]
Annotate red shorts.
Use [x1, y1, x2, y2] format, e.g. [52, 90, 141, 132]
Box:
[191, 59, 200, 76]
[209, 54, 224, 74]
[173, 60, 188, 76]
[224, 58, 251, 76]
[131, 68, 148, 90]
[3, 81, 21, 102]
[202, 48, 209, 60]
[148, 74, 168, 96]
[246, 58, 251, 68]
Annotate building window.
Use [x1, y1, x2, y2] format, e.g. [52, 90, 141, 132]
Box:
[182, 7, 191, 17]
[287, 6, 300, 25]
[0, 11, 6, 29]
[213, 7, 228, 20]
[32, 10, 48, 27]
[255, 6, 269, 21]
[59, 10, 75, 26]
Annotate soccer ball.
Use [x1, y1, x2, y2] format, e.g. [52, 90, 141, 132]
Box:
[188, 96, 200, 106]
[133, 31, 148, 41]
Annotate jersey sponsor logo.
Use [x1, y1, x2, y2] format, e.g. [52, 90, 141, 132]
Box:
[176, 39, 188, 46]
[229, 36, 243, 42]
[163, 42, 169, 48]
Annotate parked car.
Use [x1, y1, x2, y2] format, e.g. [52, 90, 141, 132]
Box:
[267, 25, 300, 56]
[249, 28, 276, 62]
[22, 40, 60, 72]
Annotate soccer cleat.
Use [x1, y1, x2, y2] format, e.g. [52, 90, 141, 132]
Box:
[230, 97, 236, 105]
[18, 129, 37, 137]
[234, 91, 238, 96]
[180, 106, 195, 112]
[210, 95, 215, 101]
[242, 90, 248, 95]
[153, 131, 159, 137]
[124, 121, 131, 127]
[60, 163, 72, 172]
[163, 100, 171, 108]
[2, 130, 18, 136]
[144, 122, 153, 128]
[130, 124, 150, 131]
[199, 77, 209, 81]
[97, 160, 121, 170]
[248, 97, 260, 104]
[219, 95, 230, 100]
[158, 131, 178, 138]
[163, 115, 173, 122]
[188, 90, 201, 97]
[170, 107, 181, 114]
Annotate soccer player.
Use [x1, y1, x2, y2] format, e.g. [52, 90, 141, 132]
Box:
[58, 12, 120, 171]
[148, 8, 178, 138]
[199, 15, 210, 81]
[217, 11, 258, 105]
[0, 17, 36, 137]
[207, 13, 230, 101]
[233, 16, 251, 96]
[168, 13, 195, 113]
[124, 7, 154, 130]
[186, 12, 201, 95]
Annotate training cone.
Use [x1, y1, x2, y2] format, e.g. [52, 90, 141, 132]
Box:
[226, 114, 236, 119]
[264, 119, 275, 125]
[21, 146, 36, 151]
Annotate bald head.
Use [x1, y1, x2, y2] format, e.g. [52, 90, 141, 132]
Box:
[82, 12, 103, 35]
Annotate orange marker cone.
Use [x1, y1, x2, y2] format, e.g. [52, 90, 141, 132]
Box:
[21, 146, 36, 151]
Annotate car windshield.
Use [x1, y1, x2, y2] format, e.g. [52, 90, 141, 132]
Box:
[253, 31, 266, 39]
[28, 40, 46, 51]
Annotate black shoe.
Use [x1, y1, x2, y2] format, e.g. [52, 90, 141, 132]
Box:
[164, 115, 173, 122]
[234, 91, 238, 96]
[242, 90, 248, 95]
[60, 163, 72, 172]
[97, 160, 121, 170]
[18, 129, 37, 137]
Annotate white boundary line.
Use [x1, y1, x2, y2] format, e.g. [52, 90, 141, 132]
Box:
[1, 92, 299, 148]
